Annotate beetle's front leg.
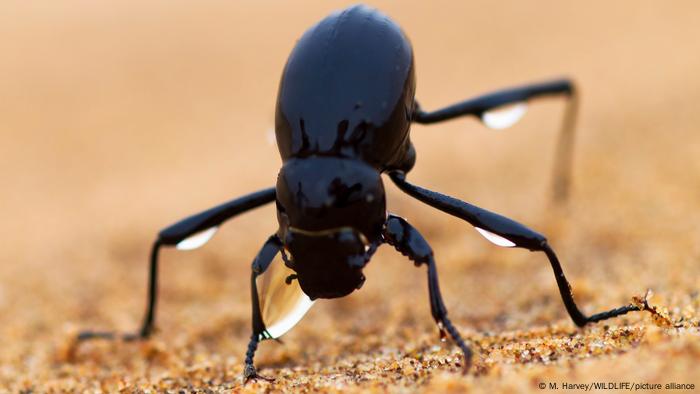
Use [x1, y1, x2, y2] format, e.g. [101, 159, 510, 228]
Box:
[243, 235, 283, 383]
[383, 214, 473, 371]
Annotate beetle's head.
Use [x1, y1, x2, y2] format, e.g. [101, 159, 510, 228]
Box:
[275, 157, 385, 299]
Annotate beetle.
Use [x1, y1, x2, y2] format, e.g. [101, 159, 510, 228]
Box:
[78, 4, 645, 381]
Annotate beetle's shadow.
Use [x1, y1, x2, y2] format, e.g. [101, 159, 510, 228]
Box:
[255, 289, 695, 376]
[254, 303, 441, 370]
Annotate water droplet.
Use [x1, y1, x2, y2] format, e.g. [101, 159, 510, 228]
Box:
[481, 102, 528, 130]
[475, 227, 516, 247]
[176, 227, 218, 250]
[256, 255, 314, 339]
[266, 127, 276, 145]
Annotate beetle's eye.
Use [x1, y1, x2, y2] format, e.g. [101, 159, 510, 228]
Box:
[475, 227, 516, 248]
[176, 227, 219, 250]
[481, 102, 528, 130]
[256, 253, 314, 339]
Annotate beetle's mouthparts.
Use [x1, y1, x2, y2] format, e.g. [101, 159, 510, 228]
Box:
[283, 226, 377, 299]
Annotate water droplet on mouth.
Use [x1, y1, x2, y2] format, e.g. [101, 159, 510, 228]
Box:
[256, 255, 314, 339]
[481, 102, 528, 130]
[176, 227, 218, 250]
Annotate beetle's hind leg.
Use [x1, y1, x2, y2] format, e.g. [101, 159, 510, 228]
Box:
[383, 214, 473, 371]
[413, 78, 578, 203]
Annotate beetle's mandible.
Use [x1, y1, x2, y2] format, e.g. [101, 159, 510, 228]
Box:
[78, 4, 647, 382]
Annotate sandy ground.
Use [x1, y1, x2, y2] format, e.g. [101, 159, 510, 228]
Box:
[1, 1, 699, 392]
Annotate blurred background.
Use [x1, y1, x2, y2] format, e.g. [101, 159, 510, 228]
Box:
[1, 1, 698, 391]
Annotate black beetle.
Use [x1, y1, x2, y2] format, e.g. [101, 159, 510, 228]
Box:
[79, 4, 645, 381]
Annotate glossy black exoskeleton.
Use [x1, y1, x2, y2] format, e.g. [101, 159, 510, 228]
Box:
[79, 4, 645, 381]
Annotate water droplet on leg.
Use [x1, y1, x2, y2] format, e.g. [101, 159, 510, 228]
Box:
[176, 227, 219, 250]
[475, 227, 516, 247]
[481, 102, 528, 130]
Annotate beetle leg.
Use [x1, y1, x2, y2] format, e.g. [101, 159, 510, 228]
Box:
[383, 214, 473, 371]
[77, 239, 165, 342]
[157, 187, 276, 246]
[413, 78, 577, 203]
[390, 172, 643, 327]
[76, 188, 276, 343]
[244, 235, 284, 383]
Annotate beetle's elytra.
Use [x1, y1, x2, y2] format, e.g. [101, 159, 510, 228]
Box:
[79, 4, 645, 381]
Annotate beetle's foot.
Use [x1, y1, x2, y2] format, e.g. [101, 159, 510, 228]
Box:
[122, 332, 143, 342]
[243, 364, 274, 383]
[64, 330, 145, 363]
[76, 330, 146, 342]
[460, 351, 473, 373]
[77, 330, 112, 341]
[633, 289, 684, 328]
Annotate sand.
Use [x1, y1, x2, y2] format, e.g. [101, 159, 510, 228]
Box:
[1, 1, 699, 392]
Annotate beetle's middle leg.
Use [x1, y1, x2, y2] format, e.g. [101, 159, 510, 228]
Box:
[76, 188, 276, 343]
[383, 214, 473, 370]
[390, 171, 644, 327]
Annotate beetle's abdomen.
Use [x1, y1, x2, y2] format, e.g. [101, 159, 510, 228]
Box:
[275, 4, 415, 169]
